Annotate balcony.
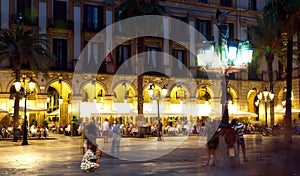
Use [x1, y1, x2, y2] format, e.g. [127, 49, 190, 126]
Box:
[48, 18, 74, 30]
[10, 14, 38, 26]
[82, 22, 103, 33]
[50, 59, 76, 72]
[47, 19, 74, 38]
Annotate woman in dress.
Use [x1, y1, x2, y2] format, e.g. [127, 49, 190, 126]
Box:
[80, 143, 101, 172]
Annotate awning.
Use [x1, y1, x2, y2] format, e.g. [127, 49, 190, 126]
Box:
[208, 109, 258, 118]
[0, 108, 8, 113]
[47, 109, 60, 116]
[275, 108, 300, 114]
[113, 103, 135, 114]
[19, 106, 47, 112]
[229, 110, 258, 118]
[90, 108, 119, 116]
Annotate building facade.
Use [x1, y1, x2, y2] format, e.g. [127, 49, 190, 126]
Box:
[0, 0, 298, 128]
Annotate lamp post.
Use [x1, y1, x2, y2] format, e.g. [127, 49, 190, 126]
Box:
[197, 10, 253, 126]
[14, 76, 35, 145]
[148, 84, 168, 121]
[257, 88, 274, 128]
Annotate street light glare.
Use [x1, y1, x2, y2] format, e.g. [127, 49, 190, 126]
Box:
[162, 85, 167, 97]
[29, 80, 35, 92]
[148, 85, 154, 97]
[14, 81, 21, 92]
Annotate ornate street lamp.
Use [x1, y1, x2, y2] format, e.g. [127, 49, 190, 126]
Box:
[197, 40, 253, 126]
[148, 84, 167, 121]
[257, 88, 274, 128]
[14, 76, 35, 145]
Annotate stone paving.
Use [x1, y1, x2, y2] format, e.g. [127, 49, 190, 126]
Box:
[0, 133, 300, 176]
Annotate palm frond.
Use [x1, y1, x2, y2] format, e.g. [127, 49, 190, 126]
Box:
[0, 24, 56, 76]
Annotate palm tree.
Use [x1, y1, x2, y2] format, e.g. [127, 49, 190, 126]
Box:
[246, 15, 283, 128]
[0, 23, 55, 142]
[263, 0, 300, 143]
[116, 0, 165, 125]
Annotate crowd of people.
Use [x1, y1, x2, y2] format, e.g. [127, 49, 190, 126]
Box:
[29, 124, 48, 139]
[0, 124, 49, 139]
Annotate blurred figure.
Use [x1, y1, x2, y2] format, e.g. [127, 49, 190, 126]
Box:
[102, 119, 110, 143]
[206, 129, 220, 166]
[111, 120, 121, 157]
[42, 126, 48, 139]
[231, 118, 247, 161]
[157, 118, 163, 141]
[78, 118, 88, 154]
[86, 119, 98, 145]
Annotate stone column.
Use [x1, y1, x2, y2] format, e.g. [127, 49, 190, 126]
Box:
[71, 94, 82, 119]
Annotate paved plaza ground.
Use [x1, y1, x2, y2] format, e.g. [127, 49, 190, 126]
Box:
[0, 133, 300, 176]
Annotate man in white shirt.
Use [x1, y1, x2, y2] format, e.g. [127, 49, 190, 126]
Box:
[102, 119, 110, 143]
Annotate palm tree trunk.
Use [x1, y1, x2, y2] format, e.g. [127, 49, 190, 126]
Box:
[285, 37, 293, 143]
[13, 68, 21, 142]
[137, 37, 144, 130]
[267, 55, 275, 128]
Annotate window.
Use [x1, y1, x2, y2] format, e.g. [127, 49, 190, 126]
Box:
[54, 0, 67, 22]
[227, 23, 234, 40]
[248, 0, 257, 11]
[84, 4, 104, 32]
[172, 49, 186, 70]
[247, 26, 253, 41]
[83, 41, 105, 73]
[17, 0, 31, 18]
[17, 0, 37, 25]
[220, 0, 232, 7]
[196, 19, 212, 40]
[117, 45, 131, 68]
[198, 0, 207, 3]
[218, 23, 234, 41]
[171, 16, 187, 23]
[115, 9, 123, 33]
[145, 47, 161, 68]
[53, 39, 68, 69]
[171, 16, 188, 40]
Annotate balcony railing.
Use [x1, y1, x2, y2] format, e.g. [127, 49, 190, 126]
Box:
[82, 22, 103, 32]
[48, 18, 74, 30]
[50, 59, 76, 71]
[10, 14, 38, 26]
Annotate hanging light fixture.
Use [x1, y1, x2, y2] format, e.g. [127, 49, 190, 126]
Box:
[162, 85, 168, 97]
[148, 84, 154, 98]
[14, 79, 21, 92]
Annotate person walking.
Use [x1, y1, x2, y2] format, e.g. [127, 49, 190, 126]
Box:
[102, 119, 110, 143]
[86, 119, 98, 145]
[111, 120, 121, 157]
[231, 118, 248, 161]
[157, 118, 163, 141]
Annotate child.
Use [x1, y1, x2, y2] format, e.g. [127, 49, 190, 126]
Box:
[80, 143, 101, 173]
